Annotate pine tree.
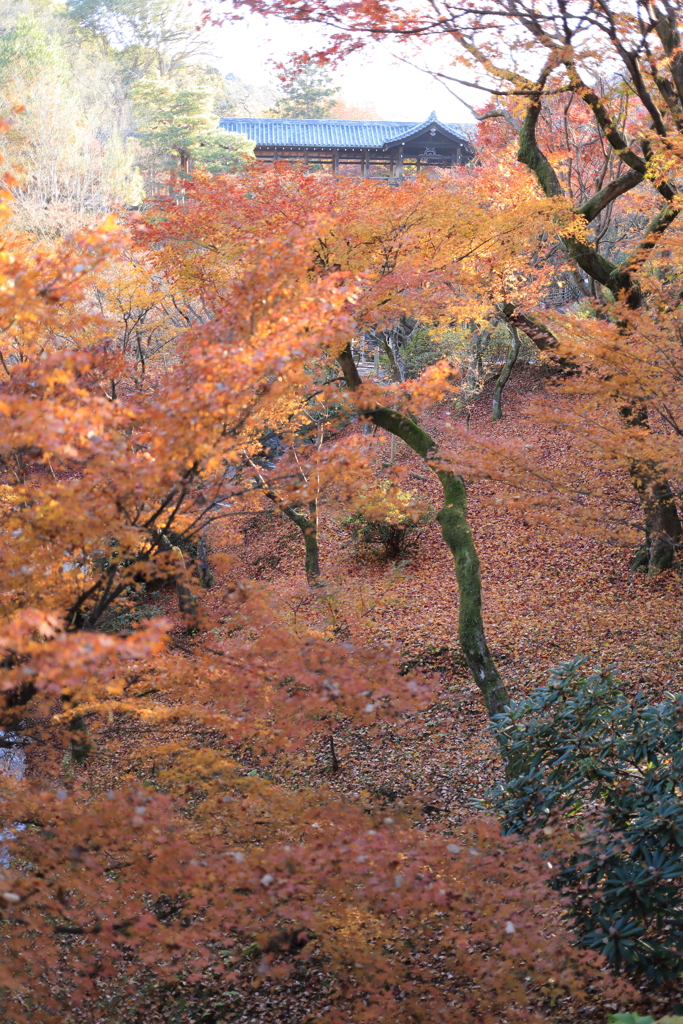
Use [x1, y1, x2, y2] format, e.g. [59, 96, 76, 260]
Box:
[132, 75, 254, 188]
[270, 59, 340, 119]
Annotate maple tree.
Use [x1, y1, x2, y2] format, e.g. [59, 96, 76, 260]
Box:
[475, 83, 659, 308]
[0, 165, 640, 1022]
[141, 162, 569, 716]
[227, 0, 683, 570]
[2, 3, 683, 1011]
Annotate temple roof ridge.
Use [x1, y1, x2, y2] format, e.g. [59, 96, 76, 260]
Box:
[218, 114, 476, 151]
[384, 111, 471, 148]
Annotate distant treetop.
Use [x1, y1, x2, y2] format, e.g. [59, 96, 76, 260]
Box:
[269, 57, 341, 119]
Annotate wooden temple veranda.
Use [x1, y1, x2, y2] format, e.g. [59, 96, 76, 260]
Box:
[219, 112, 475, 177]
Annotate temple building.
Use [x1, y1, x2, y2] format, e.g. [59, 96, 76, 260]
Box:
[219, 111, 475, 178]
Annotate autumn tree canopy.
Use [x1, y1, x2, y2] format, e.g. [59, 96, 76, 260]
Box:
[0, 159, 640, 1021]
[226, 0, 683, 570]
[2, 4, 683, 1019]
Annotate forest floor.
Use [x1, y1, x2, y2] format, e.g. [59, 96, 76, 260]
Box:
[39, 362, 683, 1023]
[210, 362, 683, 811]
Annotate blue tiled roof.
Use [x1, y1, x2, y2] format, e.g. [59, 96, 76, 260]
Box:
[387, 111, 473, 147]
[219, 113, 475, 150]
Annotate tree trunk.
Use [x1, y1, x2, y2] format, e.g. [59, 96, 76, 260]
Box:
[197, 532, 214, 588]
[473, 329, 484, 379]
[463, 327, 486, 411]
[492, 324, 521, 421]
[629, 461, 681, 572]
[388, 329, 407, 382]
[69, 713, 92, 764]
[301, 501, 321, 582]
[619, 403, 681, 571]
[435, 469, 511, 717]
[329, 734, 340, 773]
[376, 329, 406, 383]
[153, 530, 199, 623]
[336, 343, 510, 718]
[269, 494, 321, 583]
[172, 546, 199, 623]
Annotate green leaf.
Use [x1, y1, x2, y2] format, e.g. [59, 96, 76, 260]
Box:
[607, 1014, 655, 1023]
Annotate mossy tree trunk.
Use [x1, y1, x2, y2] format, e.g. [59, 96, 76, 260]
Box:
[337, 344, 510, 718]
[284, 500, 321, 583]
[267, 492, 321, 583]
[68, 713, 92, 764]
[629, 460, 681, 572]
[492, 324, 521, 421]
[514, 93, 682, 570]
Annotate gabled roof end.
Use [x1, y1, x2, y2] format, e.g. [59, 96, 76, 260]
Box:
[382, 111, 473, 150]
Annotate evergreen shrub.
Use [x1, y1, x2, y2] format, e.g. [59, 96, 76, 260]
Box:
[488, 657, 683, 980]
[608, 1017, 683, 1023]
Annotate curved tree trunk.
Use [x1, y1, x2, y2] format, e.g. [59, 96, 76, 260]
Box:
[514, 90, 682, 571]
[436, 470, 511, 716]
[374, 329, 407, 383]
[268, 493, 321, 583]
[286, 500, 321, 583]
[337, 343, 510, 718]
[492, 324, 521, 421]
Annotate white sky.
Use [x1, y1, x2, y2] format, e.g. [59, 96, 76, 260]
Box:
[209, 14, 480, 123]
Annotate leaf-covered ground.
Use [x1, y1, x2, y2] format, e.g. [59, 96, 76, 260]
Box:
[237, 363, 681, 690]
[36, 363, 683, 1023]
[216, 363, 681, 805]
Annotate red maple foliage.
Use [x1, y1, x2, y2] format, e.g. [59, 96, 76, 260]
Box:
[4, 16, 683, 1009]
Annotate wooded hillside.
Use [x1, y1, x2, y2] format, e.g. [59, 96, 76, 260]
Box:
[1, 1, 683, 1021]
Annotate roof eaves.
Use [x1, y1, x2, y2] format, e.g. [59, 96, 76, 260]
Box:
[382, 111, 472, 149]
[218, 115, 477, 150]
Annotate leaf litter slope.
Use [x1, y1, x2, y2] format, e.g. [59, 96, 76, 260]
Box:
[30, 364, 682, 1024]
[197, 362, 681, 817]
[237, 361, 681, 692]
